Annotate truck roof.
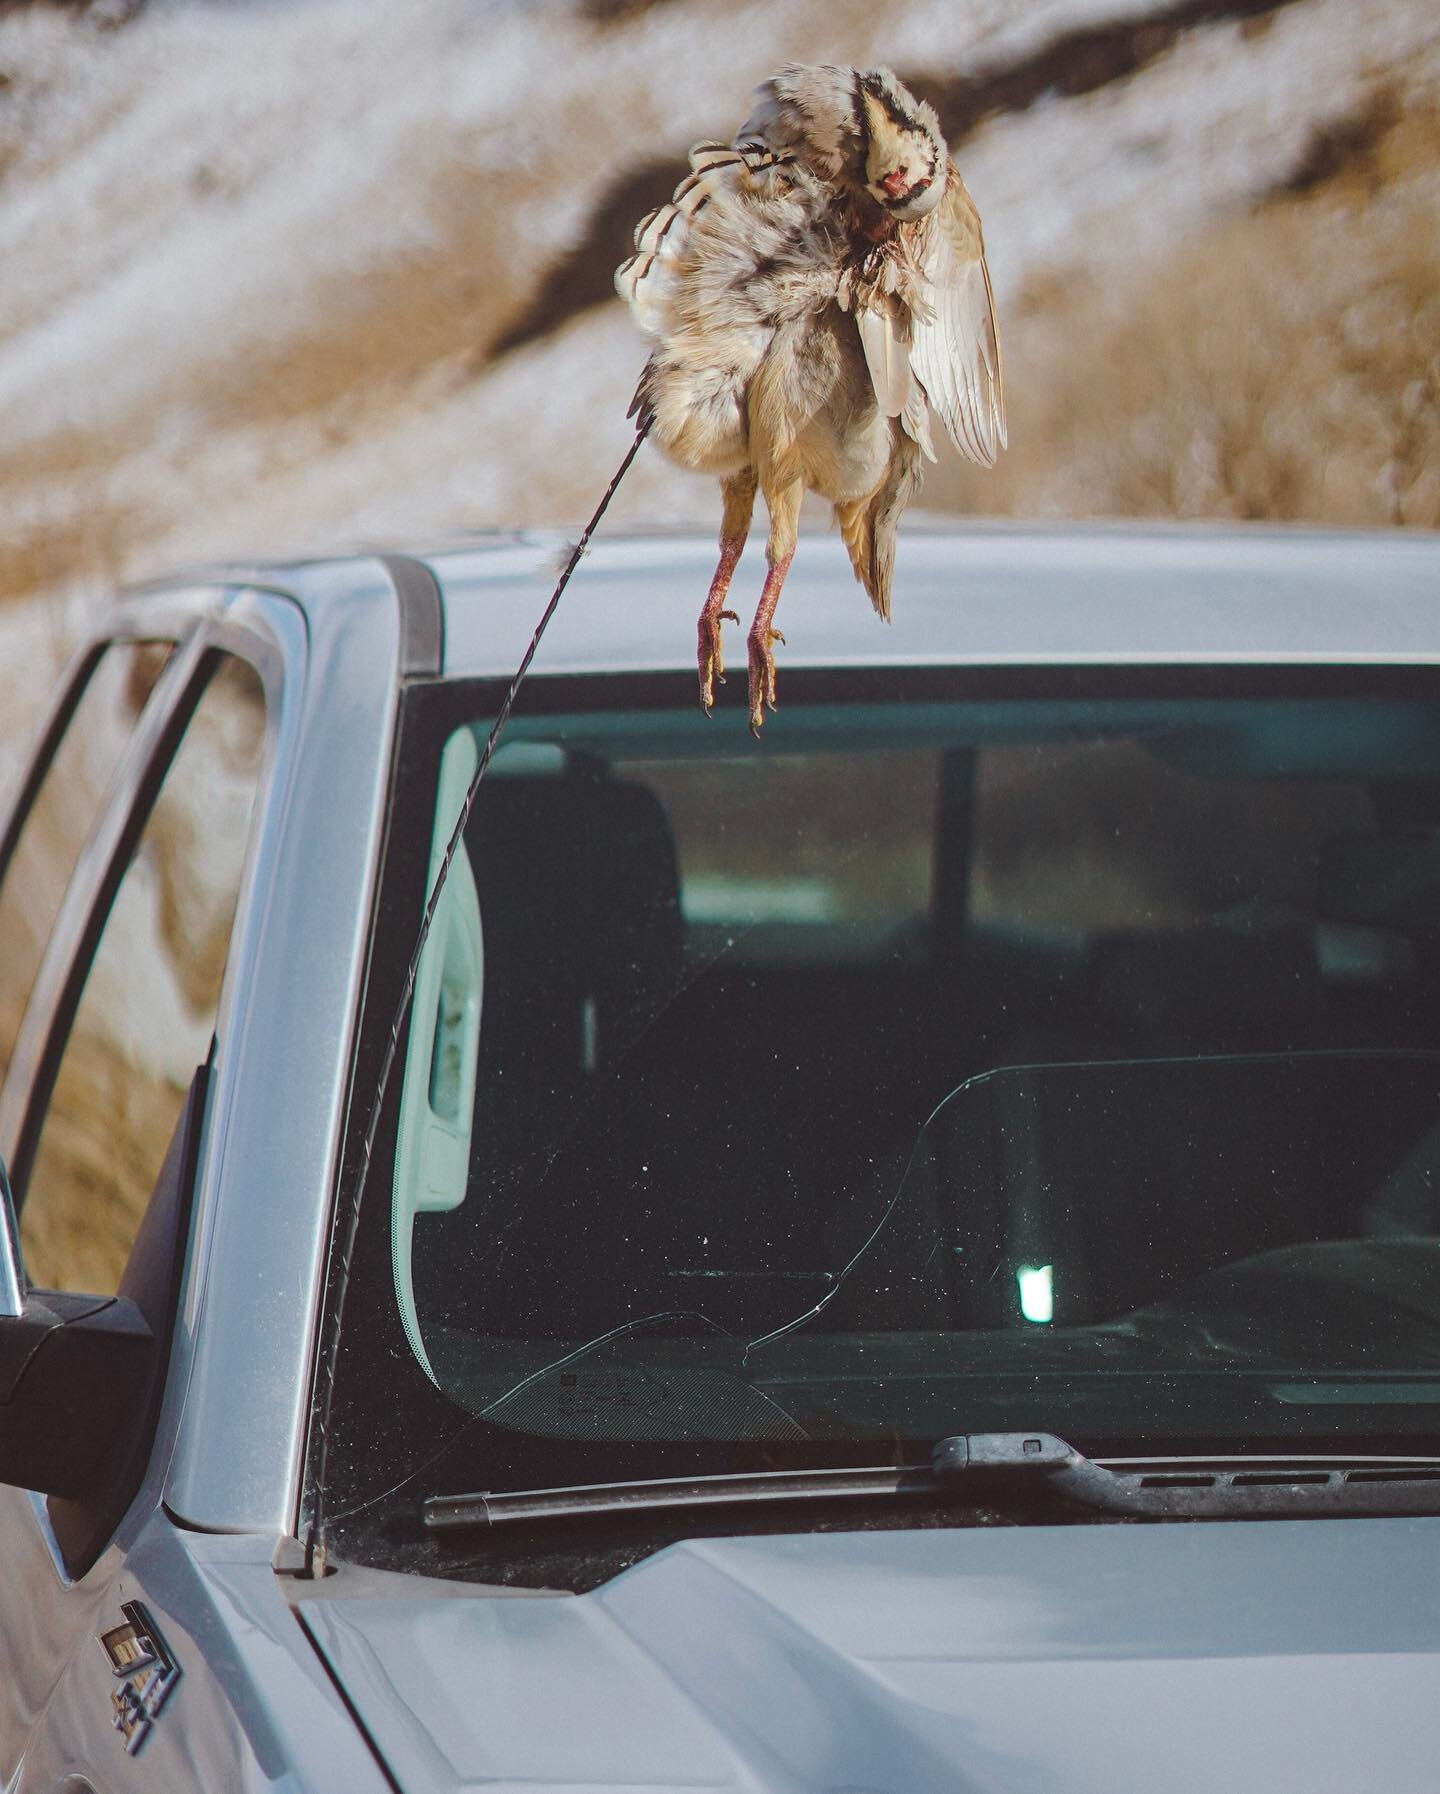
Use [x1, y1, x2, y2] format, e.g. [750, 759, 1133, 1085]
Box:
[425, 522, 1440, 680]
[134, 520, 1440, 684]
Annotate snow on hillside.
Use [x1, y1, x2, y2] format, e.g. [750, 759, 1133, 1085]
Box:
[0, 0, 1434, 720]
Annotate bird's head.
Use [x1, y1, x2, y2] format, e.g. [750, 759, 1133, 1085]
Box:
[855, 69, 945, 221]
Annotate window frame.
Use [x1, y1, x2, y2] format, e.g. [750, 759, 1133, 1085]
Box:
[0, 641, 108, 891]
[308, 659, 1440, 1541]
[0, 604, 282, 1212]
[16, 648, 269, 1296]
[0, 638, 179, 1085]
[0, 585, 214, 895]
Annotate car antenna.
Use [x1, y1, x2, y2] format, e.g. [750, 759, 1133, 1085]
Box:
[305, 419, 652, 1576]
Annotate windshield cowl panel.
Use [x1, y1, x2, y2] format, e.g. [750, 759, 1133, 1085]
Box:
[319, 672, 1440, 1561]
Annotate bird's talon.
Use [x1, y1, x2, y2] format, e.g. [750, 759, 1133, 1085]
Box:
[699, 602, 742, 711]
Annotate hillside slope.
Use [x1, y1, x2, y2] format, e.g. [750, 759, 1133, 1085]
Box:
[0, 0, 1434, 639]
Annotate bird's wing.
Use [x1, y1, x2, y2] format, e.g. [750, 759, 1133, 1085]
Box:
[908, 164, 1006, 466]
[735, 64, 856, 182]
[857, 303, 912, 419]
[901, 372, 937, 463]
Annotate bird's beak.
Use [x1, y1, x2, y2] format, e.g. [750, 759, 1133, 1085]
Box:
[881, 169, 910, 199]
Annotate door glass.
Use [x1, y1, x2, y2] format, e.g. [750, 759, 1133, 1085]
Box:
[0, 642, 171, 1086]
[19, 655, 265, 1295]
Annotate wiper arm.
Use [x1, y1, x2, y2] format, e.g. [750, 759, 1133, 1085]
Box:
[934, 1433, 1440, 1519]
[424, 1433, 1440, 1532]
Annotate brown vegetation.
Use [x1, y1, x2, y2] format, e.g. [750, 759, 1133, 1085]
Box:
[901, 0, 1305, 143]
[0, 1, 1434, 616]
[927, 87, 1440, 526]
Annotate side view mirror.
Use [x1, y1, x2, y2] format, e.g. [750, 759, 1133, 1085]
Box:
[0, 1155, 157, 1500]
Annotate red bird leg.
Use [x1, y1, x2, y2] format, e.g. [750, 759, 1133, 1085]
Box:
[747, 549, 792, 736]
[697, 550, 740, 714]
[699, 470, 757, 714]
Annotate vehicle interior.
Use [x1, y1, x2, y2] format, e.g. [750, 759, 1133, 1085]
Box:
[378, 685, 1440, 1470]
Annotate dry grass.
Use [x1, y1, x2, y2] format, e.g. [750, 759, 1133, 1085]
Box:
[0, 4, 1433, 617]
[19, 1028, 179, 1293]
[0, 497, 151, 604]
[928, 88, 1440, 526]
[5, 38, 1432, 612]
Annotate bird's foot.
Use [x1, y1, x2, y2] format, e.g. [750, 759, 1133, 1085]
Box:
[748, 628, 786, 737]
[698, 609, 740, 714]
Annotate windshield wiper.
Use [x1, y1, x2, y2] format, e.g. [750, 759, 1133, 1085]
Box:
[424, 1432, 1440, 1531]
[933, 1432, 1440, 1518]
[425, 1463, 940, 1530]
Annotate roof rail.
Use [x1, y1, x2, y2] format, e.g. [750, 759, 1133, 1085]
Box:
[378, 554, 444, 677]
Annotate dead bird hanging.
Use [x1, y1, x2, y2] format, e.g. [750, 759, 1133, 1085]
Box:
[616, 63, 1006, 734]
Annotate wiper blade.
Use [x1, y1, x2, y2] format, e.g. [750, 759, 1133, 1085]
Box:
[424, 1464, 939, 1530]
[425, 1433, 1440, 1531]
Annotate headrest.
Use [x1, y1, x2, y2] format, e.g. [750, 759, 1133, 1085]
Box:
[466, 771, 683, 1065]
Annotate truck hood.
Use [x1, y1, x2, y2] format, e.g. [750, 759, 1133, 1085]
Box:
[300, 1517, 1440, 1794]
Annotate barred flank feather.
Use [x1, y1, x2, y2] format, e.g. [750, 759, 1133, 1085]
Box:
[626, 361, 655, 429]
[613, 143, 754, 337]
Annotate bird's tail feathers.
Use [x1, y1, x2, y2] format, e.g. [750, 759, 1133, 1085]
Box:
[837, 431, 926, 622]
[836, 501, 875, 613]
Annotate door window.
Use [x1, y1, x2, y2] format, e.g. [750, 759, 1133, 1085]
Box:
[0, 642, 171, 1086]
[19, 654, 265, 1294]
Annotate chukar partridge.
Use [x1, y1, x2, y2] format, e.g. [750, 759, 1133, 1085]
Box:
[616, 63, 1006, 732]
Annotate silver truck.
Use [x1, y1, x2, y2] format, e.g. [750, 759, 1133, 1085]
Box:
[1, 523, 1439, 1792]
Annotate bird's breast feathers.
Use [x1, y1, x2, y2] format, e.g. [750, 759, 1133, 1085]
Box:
[615, 67, 1005, 468]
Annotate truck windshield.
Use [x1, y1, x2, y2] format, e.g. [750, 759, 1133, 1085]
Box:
[322, 673, 1440, 1534]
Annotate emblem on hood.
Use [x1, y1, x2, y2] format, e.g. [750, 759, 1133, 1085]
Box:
[98, 1601, 181, 1755]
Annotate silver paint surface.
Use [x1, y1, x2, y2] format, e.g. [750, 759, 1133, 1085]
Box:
[305, 1517, 1440, 1794]
[432, 524, 1440, 679]
[162, 562, 404, 1534]
[3, 1516, 390, 1794]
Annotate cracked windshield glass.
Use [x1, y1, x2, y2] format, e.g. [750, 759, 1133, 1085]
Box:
[333, 681, 1440, 1520]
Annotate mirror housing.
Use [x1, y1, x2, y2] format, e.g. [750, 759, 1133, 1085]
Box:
[0, 1290, 155, 1498]
[0, 1065, 205, 1547]
[0, 1156, 157, 1500]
